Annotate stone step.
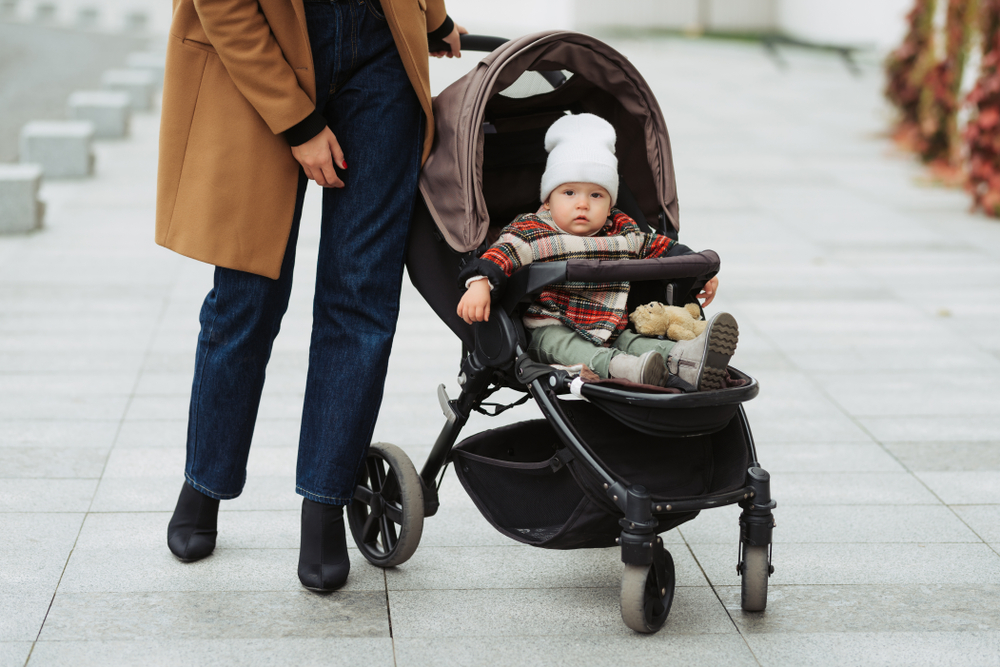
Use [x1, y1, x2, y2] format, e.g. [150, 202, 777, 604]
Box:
[68, 90, 131, 139]
[101, 68, 156, 112]
[19, 120, 95, 179]
[0, 163, 44, 234]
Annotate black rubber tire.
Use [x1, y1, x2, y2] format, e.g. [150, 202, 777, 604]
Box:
[347, 442, 424, 568]
[740, 544, 769, 611]
[620, 551, 675, 633]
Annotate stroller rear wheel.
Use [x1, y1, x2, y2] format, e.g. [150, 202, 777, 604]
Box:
[620, 551, 675, 633]
[348, 442, 424, 568]
[740, 544, 769, 611]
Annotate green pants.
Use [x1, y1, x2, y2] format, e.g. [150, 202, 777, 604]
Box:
[527, 325, 677, 379]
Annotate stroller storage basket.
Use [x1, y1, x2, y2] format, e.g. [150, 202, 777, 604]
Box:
[453, 409, 750, 550]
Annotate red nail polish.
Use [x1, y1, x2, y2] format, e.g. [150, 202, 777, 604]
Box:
[342, 160, 347, 169]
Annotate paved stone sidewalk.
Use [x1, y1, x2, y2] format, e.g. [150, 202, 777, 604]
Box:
[3, 30, 1000, 667]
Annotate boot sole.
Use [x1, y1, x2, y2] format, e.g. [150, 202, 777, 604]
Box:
[699, 313, 739, 391]
[639, 351, 666, 386]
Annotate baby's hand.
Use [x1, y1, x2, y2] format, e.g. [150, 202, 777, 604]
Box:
[457, 279, 491, 324]
[698, 276, 719, 307]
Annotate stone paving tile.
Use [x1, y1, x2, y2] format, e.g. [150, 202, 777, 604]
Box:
[0, 420, 120, 449]
[743, 632, 1000, 667]
[0, 479, 97, 512]
[0, 643, 32, 667]
[691, 542, 1000, 586]
[39, 591, 389, 641]
[731, 407, 873, 444]
[885, 442, 1000, 472]
[680, 504, 980, 544]
[766, 472, 941, 505]
[0, 393, 131, 421]
[393, 635, 758, 666]
[58, 546, 384, 594]
[385, 544, 709, 591]
[113, 419, 188, 448]
[756, 442, 904, 472]
[0, 447, 108, 478]
[0, 351, 146, 374]
[0, 372, 137, 394]
[860, 415, 1000, 443]
[816, 373, 1000, 417]
[388, 586, 733, 638]
[952, 506, 1000, 543]
[716, 584, 1000, 633]
[27, 638, 394, 667]
[0, 594, 55, 642]
[915, 472, 1000, 504]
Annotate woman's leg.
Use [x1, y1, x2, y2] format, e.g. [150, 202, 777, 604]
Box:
[170, 174, 307, 562]
[183, 177, 306, 500]
[296, 0, 423, 504]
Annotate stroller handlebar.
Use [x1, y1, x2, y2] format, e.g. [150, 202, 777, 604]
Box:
[428, 34, 509, 54]
[498, 250, 721, 313]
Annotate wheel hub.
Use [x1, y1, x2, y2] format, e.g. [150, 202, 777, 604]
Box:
[369, 493, 384, 516]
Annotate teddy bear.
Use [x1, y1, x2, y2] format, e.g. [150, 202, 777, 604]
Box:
[629, 301, 706, 341]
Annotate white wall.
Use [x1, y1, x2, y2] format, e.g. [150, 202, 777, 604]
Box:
[573, 0, 701, 32]
[445, 0, 575, 39]
[777, 0, 913, 50]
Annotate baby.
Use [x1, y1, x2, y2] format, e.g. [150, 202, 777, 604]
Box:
[457, 114, 738, 391]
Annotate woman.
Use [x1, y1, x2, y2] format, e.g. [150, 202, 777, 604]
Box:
[155, 0, 464, 592]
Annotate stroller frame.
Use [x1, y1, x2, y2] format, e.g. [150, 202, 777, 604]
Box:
[348, 244, 776, 632]
[344, 33, 776, 634]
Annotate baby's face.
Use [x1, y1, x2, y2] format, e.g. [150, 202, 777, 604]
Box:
[542, 182, 612, 236]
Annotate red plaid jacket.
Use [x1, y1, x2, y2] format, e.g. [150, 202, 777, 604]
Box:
[460, 209, 678, 345]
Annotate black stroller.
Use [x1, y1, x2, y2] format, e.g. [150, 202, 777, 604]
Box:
[346, 31, 776, 634]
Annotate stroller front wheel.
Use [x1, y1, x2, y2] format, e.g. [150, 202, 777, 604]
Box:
[740, 545, 770, 611]
[620, 554, 675, 633]
[347, 442, 424, 568]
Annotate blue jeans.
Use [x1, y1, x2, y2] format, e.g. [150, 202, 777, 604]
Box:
[184, 0, 424, 505]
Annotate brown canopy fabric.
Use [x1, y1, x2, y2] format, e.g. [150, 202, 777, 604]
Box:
[419, 30, 680, 253]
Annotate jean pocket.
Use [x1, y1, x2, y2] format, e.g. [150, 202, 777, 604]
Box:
[365, 0, 387, 21]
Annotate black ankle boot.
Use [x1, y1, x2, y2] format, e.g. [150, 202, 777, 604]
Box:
[167, 482, 220, 562]
[298, 499, 350, 592]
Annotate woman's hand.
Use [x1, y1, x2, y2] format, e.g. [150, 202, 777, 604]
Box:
[698, 276, 719, 307]
[457, 279, 491, 324]
[291, 126, 346, 188]
[431, 23, 467, 58]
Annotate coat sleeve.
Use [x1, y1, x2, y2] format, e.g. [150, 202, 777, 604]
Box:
[424, 0, 451, 37]
[192, 0, 317, 137]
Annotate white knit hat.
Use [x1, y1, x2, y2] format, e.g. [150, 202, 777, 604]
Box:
[539, 113, 619, 206]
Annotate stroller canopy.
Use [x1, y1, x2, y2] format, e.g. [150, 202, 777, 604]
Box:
[420, 31, 681, 253]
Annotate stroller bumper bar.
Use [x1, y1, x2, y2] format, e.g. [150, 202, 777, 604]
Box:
[498, 250, 721, 313]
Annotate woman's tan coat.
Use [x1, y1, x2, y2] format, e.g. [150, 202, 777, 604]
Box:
[155, 0, 447, 279]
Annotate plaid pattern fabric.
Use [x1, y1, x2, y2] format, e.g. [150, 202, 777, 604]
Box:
[472, 208, 675, 345]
